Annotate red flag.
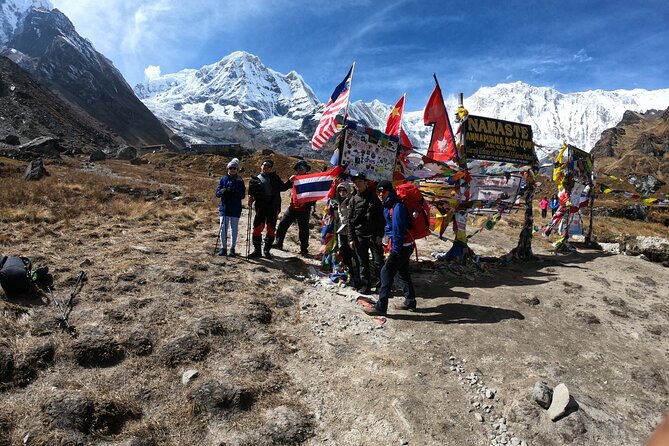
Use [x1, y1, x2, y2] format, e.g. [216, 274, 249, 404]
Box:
[399, 128, 413, 148]
[385, 95, 405, 136]
[423, 81, 456, 161]
[385, 94, 414, 149]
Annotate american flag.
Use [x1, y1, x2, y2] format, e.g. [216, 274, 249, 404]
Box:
[311, 65, 354, 150]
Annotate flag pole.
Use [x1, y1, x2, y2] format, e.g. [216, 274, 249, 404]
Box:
[338, 62, 355, 168]
[342, 62, 356, 125]
[399, 92, 407, 138]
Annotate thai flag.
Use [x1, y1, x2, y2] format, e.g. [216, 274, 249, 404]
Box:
[291, 166, 344, 205]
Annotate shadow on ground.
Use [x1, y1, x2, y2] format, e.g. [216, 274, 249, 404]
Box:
[389, 302, 525, 325]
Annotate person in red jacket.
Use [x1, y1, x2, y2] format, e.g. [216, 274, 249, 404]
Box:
[539, 196, 549, 218]
[273, 160, 314, 256]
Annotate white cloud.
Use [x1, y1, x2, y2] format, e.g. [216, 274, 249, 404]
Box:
[144, 65, 162, 80]
[50, 0, 282, 84]
[573, 49, 593, 63]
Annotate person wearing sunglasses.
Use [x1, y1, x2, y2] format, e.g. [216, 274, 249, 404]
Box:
[215, 158, 246, 257]
[247, 159, 291, 259]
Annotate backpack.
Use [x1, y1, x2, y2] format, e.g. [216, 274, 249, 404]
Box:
[395, 183, 431, 241]
[0, 256, 32, 297]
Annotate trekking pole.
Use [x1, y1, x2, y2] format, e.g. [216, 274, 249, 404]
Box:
[214, 218, 223, 256]
[63, 271, 86, 320]
[246, 204, 253, 258]
[47, 285, 77, 337]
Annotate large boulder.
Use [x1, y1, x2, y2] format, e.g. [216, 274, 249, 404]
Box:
[89, 149, 106, 162]
[116, 146, 138, 160]
[24, 158, 49, 181]
[19, 136, 61, 157]
[3, 134, 20, 145]
[621, 236, 669, 264]
[627, 174, 665, 196]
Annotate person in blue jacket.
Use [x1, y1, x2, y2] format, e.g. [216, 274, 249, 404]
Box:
[363, 180, 416, 315]
[215, 158, 246, 257]
[549, 193, 559, 216]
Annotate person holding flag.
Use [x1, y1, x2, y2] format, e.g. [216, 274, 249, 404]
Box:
[274, 160, 314, 257]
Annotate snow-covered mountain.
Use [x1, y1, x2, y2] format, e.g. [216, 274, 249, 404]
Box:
[136, 51, 319, 130]
[463, 82, 669, 158]
[136, 52, 669, 159]
[0, 0, 50, 45]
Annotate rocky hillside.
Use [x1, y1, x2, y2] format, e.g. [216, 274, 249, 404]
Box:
[2, 7, 184, 150]
[0, 55, 122, 153]
[591, 107, 669, 185]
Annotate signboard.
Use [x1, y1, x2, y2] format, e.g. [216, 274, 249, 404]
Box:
[464, 115, 535, 164]
[340, 122, 398, 182]
[470, 174, 522, 203]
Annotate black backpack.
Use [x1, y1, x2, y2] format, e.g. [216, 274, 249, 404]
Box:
[0, 256, 32, 297]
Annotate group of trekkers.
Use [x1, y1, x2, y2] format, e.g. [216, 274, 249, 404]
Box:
[215, 157, 416, 315]
[539, 194, 559, 219]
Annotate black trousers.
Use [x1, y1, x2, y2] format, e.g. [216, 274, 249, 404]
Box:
[275, 208, 310, 251]
[253, 206, 279, 238]
[353, 236, 384, 288]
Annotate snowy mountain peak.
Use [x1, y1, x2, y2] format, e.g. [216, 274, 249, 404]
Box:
[464, 82, 669, 156]
[134, 52, 320, 129]
[0, 0, 52, 45]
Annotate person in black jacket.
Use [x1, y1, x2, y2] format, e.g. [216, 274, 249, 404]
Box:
[247, 159, 291, 259]
[347, 173, 384, 294]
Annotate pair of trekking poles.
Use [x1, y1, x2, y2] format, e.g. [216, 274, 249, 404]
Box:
[46, 270, 86, 338]
[213, 205, 254, 259]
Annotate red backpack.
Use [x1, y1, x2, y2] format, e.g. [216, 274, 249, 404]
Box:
[395, 183, 431, 241]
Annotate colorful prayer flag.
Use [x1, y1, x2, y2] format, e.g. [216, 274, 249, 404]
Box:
[311, 65, 354, 150]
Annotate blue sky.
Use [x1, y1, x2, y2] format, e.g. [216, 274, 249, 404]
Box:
[51, 0, 669, 110]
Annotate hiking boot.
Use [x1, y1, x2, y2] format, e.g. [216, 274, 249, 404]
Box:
[217, 248, 227, 257]
[357, 285, 371, 295]
[363, 306, 386, 316]
[300, 249, 310, 257]
[228, 249, 236, 257]
[394, 301, 417, 312]
[248, 250, 262, 259]
[273, 242, 284, 251]
[263, 250, 273, 259]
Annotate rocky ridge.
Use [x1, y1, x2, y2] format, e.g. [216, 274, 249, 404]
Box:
[1, 6, 183, 150]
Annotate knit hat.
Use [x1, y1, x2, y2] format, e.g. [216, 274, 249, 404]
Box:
[376, 180, 394, 192]
[351, 172, 367, 181]
[261, 159, 274, 167]
[227, 158, 240, 169]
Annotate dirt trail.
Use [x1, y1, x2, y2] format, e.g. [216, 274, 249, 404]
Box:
[1, 157, 667, 445]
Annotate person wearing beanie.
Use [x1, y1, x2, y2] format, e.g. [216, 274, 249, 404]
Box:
[247, 159, 291, 259]
[274, 160, 313, 256]
[347, 173, 384, 294]
[363, 179, 417, 315]
[215, 158, 246, 256]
